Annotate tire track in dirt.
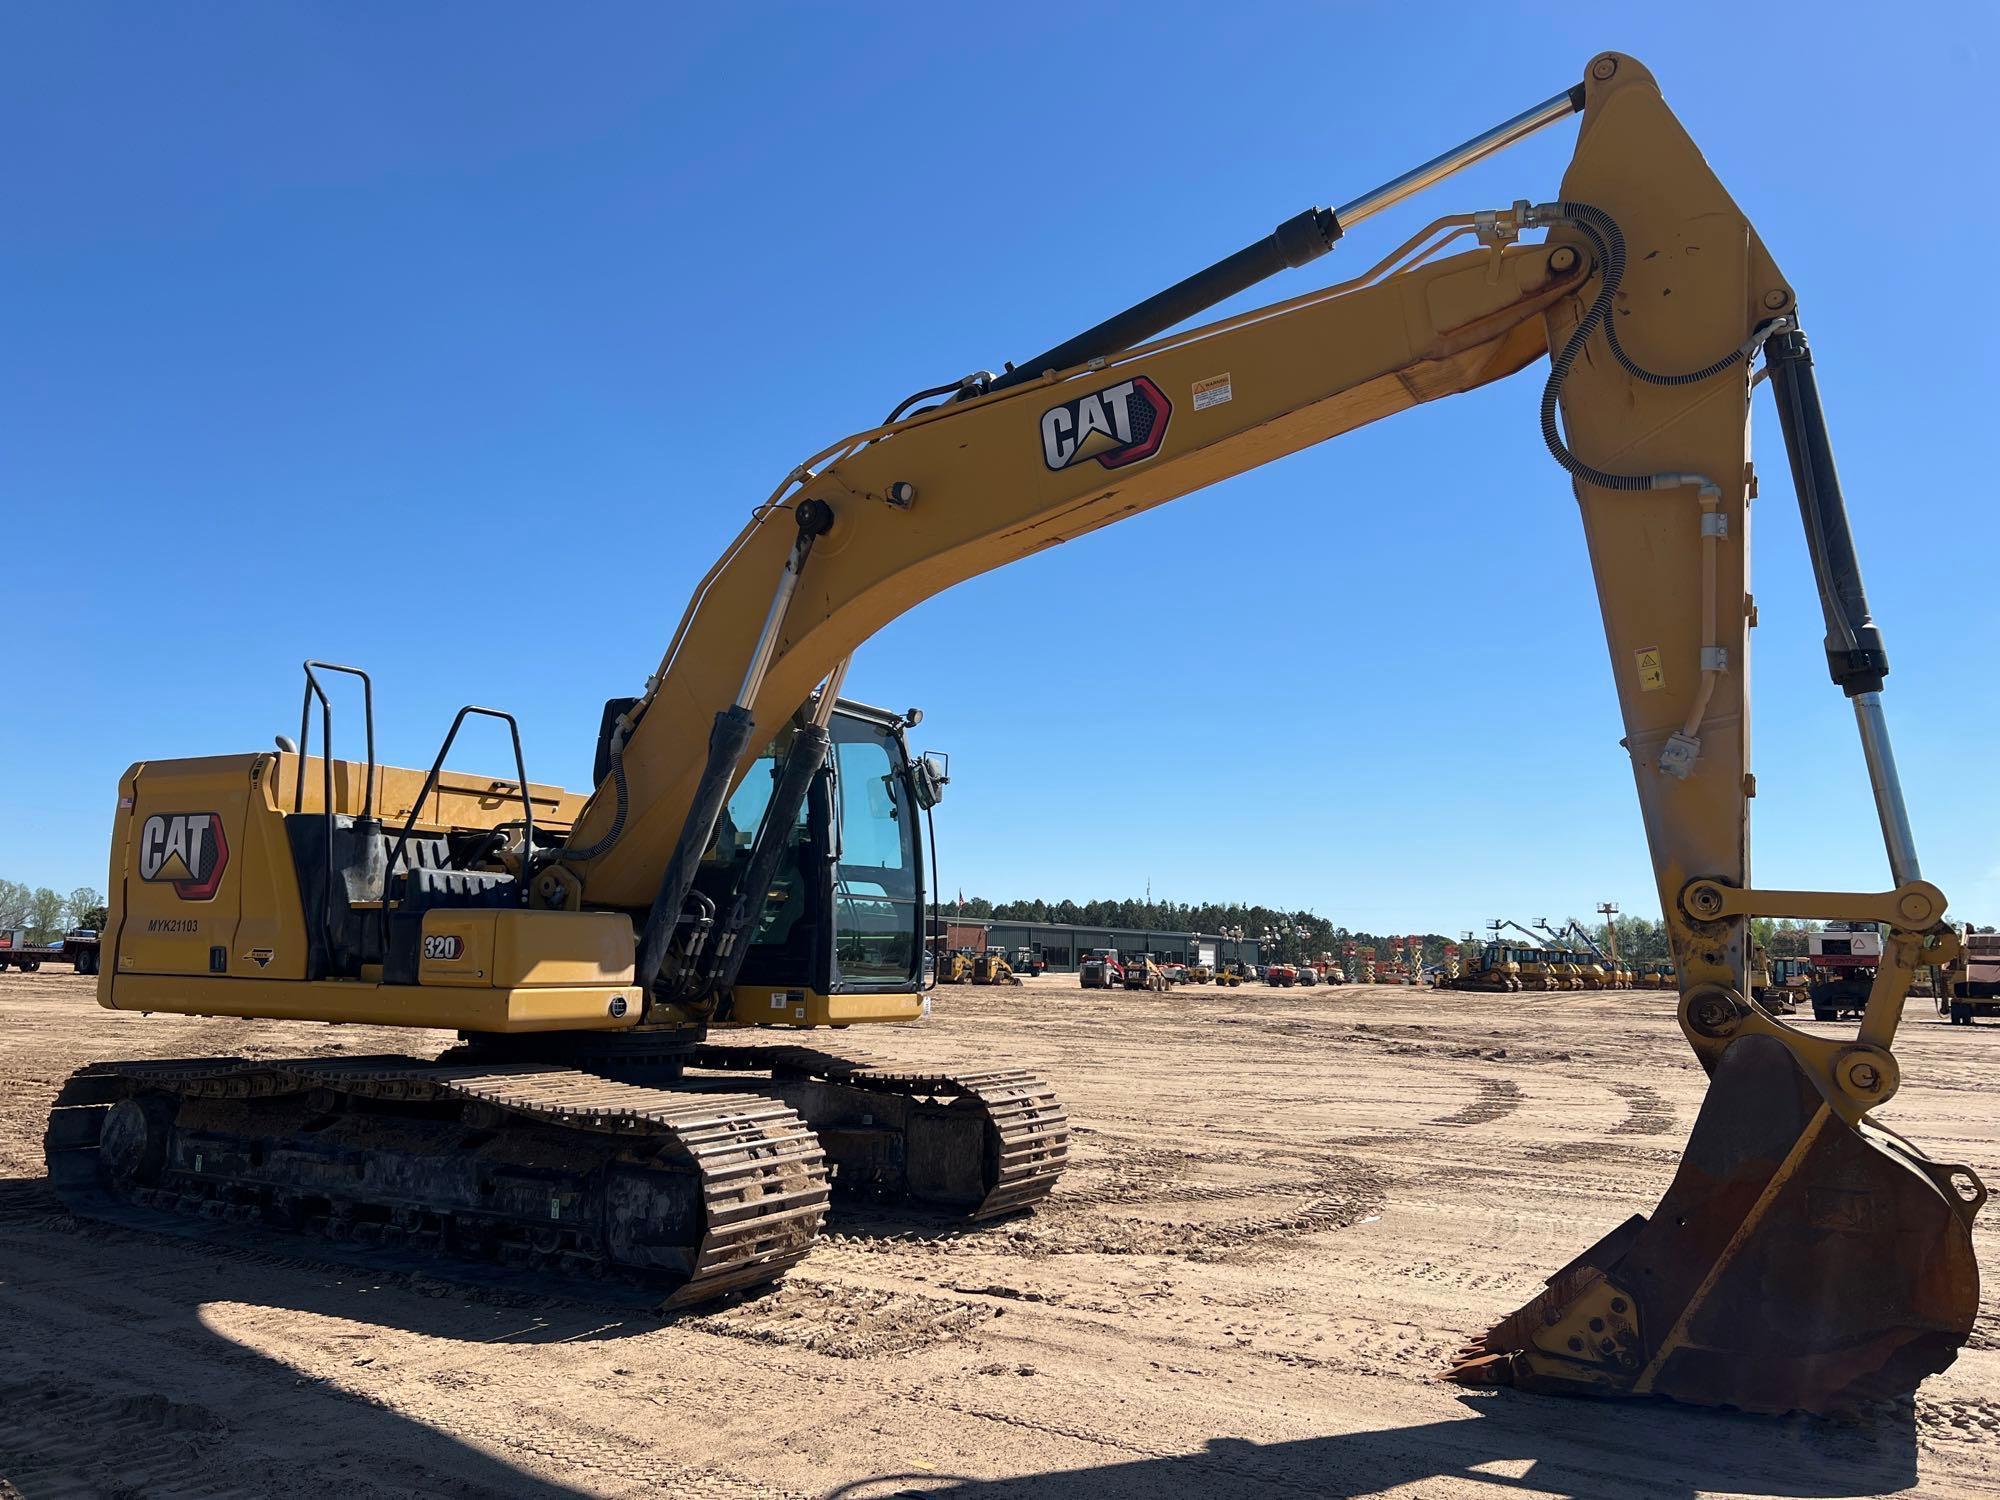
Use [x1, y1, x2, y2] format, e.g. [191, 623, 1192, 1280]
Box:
[681, 1277, 990, 1357]
[1427, 1078, 1522, 1129]
[1609, 1081, 1676, 1136]
[1917, 1396, 2000, 1446]
[0, 1381, 257, 1500]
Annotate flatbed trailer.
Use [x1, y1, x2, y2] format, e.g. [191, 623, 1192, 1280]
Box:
[0, 929, 101, 975]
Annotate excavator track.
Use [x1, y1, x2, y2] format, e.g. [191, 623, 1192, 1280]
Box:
[679, 1041, 1069, 1221]
[44, 1055, 829, 1309]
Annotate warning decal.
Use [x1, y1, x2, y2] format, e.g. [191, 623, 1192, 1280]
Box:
[1635, 647, 1665, 692]
[1192, 373, 1233, 411]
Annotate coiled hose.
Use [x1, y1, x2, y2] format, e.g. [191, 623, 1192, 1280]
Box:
[1537, 200, 1757, 493]
[536, 726, 629, 871]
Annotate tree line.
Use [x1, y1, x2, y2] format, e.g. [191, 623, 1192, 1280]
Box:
[938, 894, 1836, 969]
[0, 881, 107, 943]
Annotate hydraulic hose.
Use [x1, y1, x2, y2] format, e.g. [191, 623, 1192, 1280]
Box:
[1531, 200, 1778, 778]
[1535, 200, 1774, 495]
[542, 728, 629, 868]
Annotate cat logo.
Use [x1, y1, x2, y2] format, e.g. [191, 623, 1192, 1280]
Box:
[137, 812, 229, 900]
[1039, 376, 1171, 472]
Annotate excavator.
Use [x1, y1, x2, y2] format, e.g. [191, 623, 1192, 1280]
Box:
[51, 53, 1980, 1414]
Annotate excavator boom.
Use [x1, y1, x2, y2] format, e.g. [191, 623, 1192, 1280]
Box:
[76, 52, 1979, 1412]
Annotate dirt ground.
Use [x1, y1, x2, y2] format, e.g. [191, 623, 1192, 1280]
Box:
[0, 968, 1993, 1500]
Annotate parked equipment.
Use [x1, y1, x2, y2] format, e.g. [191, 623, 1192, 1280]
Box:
[1748, 943, 1798, 1016]
[1446, 941, 1524, 993]
[1078, 949, 1122, 989]
[972, 948, 1021, 986]
[0, 928, 102, 975]
[1938, 929, 2000, 1025]
[1535, 918, 1621, 988]
[1805, 921, 1885, 1020]
[1121, 953, 1172, 992]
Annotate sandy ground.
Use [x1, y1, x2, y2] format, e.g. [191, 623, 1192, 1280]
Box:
[0, 968, 1993, 1500]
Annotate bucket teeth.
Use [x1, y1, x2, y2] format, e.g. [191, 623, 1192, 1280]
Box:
[1445, 1034, 1981, 1415]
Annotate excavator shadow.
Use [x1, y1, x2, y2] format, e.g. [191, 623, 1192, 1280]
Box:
[0, 1174, 624, 1497]
[0, 1171, 738, 1344]
[0, 1171, 1930, 1497]
[829, 1391, 1921, 1500]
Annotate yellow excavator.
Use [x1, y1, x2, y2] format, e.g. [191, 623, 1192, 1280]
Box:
[54, 53, 1980, 1414]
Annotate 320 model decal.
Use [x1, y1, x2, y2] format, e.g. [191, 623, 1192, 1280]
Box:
[1039, 376, 1171, 472]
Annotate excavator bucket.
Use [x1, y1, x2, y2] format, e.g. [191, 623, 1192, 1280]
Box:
[1449, 1033, 1983, 1414]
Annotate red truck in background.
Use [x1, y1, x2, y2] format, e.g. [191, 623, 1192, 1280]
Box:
[0, 928, 101, 975]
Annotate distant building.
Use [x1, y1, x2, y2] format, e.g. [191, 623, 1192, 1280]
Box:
[927, 917, 1263, 972]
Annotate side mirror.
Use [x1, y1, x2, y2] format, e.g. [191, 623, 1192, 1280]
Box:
[913, 750, 950, 809]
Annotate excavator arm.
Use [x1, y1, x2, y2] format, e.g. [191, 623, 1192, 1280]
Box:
[541, 52, 1979, 1412]
[562, 225, 1582, 910]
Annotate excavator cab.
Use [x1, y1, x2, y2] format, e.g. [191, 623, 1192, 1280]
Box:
[702, 702, 929, 1020]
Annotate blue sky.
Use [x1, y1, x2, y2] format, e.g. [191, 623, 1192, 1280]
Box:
[5, 4, 1994, 933]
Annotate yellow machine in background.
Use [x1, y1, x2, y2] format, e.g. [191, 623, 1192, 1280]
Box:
[1498, 922, 1568, 990]
[1538, 916, 1629, 988]
[971, 948, 1020, 986]
[57, 54, 1979, 1415]
[1442, 939, 1522, 991]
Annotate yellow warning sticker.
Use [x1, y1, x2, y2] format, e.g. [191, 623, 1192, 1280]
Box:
[1192, 373, 1233, 411]
[1635, 647, 1665, 692]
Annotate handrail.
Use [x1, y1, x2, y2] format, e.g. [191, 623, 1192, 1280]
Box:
[380, 706, 535, 963]
[291, 661, 377, 976]
[294, 661, 377, 819]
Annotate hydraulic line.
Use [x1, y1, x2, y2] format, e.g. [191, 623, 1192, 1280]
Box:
[546, 728, 628, 867]
[1528, 200, 1790, 776]
[1533, 201, 1771, 496]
